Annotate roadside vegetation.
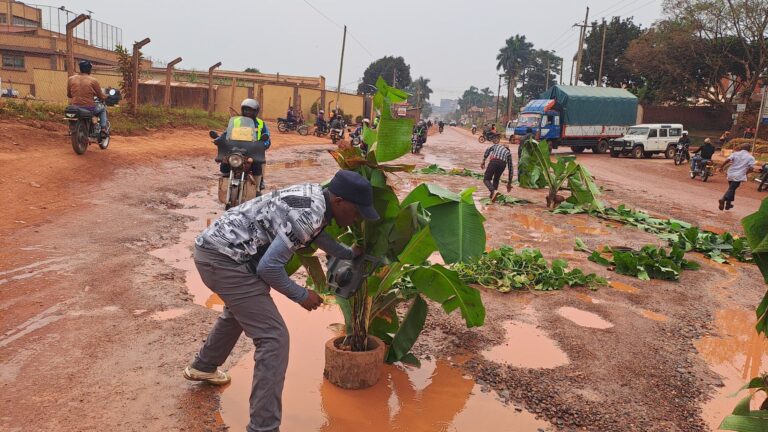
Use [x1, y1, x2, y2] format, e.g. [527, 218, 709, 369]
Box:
[575, 239, 699, 281]
[0, 99, 227, 135]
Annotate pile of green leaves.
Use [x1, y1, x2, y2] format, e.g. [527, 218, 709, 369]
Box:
[479, 194, 531, 206]
[453, 245, 607, 292]
[575, 238, 700, 281]
[557, 203, 751, 264]
[419, 164, 484, 179]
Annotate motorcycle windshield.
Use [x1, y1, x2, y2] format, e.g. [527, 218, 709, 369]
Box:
[217, 139, 266, 163]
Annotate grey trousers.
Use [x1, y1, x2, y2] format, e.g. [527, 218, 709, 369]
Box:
[191, 245, 289, 432]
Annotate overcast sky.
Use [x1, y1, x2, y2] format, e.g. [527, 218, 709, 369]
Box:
[55, 0, 664, 102]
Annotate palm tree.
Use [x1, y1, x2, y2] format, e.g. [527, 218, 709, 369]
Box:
[408, 76, 433, 108]
[496, 34, 533, 119]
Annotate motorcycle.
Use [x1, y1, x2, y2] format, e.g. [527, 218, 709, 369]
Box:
[210, 129, 266, 210]
[276, 118, 309, 136]
[438, 124, 444, 133]
[64, 88, 120, 155]
[673, 143, 690, 166]
[689, 158, 714, 182]
[471, 126, 477, 135]
[411, 133, 424, 154]
[478, 131, 501, 144]
[757, 163, 768, 192]
[330, 126, 345, 145]
[313, 123, 329, 137]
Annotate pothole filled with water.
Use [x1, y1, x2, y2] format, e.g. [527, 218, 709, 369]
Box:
[482, 320, 569, 368]
[557, 307, 613, 329]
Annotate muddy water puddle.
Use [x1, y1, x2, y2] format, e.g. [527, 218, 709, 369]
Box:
[482, 320, 569, 368]
[149, 189, 224, 311]
[221, 295, 550, 432]
[609, 281, 639, 294]
[557, 307, 613, 329]
[696, 308, 768, 430]
[509, 214, 561, 234]
[639, 309, 668, 322]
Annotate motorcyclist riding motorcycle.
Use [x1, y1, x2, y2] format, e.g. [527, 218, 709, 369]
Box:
[438, 120, 444, 133]
[286, 107, 297, 125]
[67, 60, 108, 142]
[218, 98, 270, 188]
[691, 138, 715, 171]
[674, 132, 691, 165]
[471, 123, 477, 135]
[412, 120, 428, 152]
[315, 109, 327, 134]
[483, 124, 499, 140]
[328, 112, 345, 143]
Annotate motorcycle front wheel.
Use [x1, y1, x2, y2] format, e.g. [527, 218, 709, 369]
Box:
[478, 136, 486, 143]
[298, 125, 309, 136]
[277, 122, 289, 133]
[71, 121, 89, 155]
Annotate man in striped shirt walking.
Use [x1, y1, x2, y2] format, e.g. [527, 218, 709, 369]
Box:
[481, 142, 513, 201]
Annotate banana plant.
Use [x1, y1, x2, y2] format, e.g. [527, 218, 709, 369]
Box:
[518, 138, 603, 211]
[289, 78, 487, 364]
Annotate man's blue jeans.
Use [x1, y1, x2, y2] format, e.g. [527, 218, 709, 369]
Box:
[83, 104, 108, 129]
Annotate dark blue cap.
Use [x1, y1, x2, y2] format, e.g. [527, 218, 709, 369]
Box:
[328, 170, 380, 221]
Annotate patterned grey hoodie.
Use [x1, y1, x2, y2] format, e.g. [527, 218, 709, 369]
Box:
[196, 184, 328, 263]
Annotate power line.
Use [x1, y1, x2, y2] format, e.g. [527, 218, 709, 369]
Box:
[299, 0, 375, 59]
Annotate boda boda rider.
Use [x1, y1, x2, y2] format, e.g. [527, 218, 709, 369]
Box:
[67, 60, 108, 142]
[183, 170, 379, 432]
[218, 99, 270, 189]
[315, 109, 327, 133]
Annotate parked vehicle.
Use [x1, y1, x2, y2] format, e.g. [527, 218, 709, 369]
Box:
[64, 88, 120, 155]
[516, 85, 638, 153]
[210, 129, 265, 210]
[313, 125, 329, 137]
[757, 164, 768, 192]
[478, 131, 501, 144]
[690, 159, 714, 181]
[609, 124, 686, 159]
[276, 118, 309, 135]
[449, 120, 457, 126]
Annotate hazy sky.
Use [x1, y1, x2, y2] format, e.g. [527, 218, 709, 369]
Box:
[56, 0, 664, 102]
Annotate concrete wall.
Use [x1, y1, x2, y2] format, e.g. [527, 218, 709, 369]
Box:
[298, 87, 321, 120]
[260, 84, 294, 120]
[337, 92, 364, 120]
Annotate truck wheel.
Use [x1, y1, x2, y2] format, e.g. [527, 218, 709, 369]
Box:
[610, 150, 620, 158]
[632, 145, 644, 159]
[571, 146, 585, 153]
[665, 145, 676, 159]
[592, 139, 609, 154]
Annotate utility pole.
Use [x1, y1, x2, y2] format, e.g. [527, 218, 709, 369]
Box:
[545, 56, 551, 91]
[164, 57, 182, 110]
[574, 6, 589, 86]
[66, 14, 89, 77]
[560, 58, 564, 85]
[569, 56, 576, 86]
[597, 20, 607, 87]
[753, 86, 767, 152]
[495, 74, 502, 124]
[335, 25, 347, 111]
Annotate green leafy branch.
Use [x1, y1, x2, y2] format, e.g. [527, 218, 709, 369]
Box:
[574, 238, 700, 281]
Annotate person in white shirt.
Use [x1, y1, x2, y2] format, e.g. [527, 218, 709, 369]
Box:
[718, 143, 756, 210]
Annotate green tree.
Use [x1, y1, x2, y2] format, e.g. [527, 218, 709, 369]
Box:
[580, 17, 643, 87]
[496, 34, 533, 118]
[519, 49, 561, 101]
[407, 76, 433, 111]
[358, 56, 412, 94]
[244, 67, 260, 73]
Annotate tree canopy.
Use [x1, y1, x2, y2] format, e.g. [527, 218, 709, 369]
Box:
[580, 17, 643, 87]
[358, 56, 412, 94]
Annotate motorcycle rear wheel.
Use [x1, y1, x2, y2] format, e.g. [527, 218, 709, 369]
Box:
[71, 121, 89, 155]
[298, 125, 309, 136]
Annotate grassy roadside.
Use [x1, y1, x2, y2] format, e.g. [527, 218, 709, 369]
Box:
[0, 99, 228, 135]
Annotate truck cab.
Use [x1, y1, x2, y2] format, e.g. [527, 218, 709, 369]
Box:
[609, 123, 685, 159]
[514, 100, 561, 143]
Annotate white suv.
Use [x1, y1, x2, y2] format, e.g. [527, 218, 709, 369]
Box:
[609, 123, 685, 159]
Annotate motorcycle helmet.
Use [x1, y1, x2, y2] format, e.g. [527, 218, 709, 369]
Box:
[704, 138, 711, 144]
[241, 98, 260, 119]
[319, 110, 325, 114]
[363, 118, 370, 125]
[79, 60, 93, 74]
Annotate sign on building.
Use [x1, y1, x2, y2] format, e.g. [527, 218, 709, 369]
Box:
[736, 103, 746, 112]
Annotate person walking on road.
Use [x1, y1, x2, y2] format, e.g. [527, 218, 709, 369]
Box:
[481, 142, 513, 201]
[184, 170, 379, 432]
[718, 143, 756, 211]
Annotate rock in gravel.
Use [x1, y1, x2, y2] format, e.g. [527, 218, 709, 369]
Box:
[30, 181, 41, 188]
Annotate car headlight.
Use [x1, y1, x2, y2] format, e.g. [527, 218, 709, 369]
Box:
[227, 154, 244, 168]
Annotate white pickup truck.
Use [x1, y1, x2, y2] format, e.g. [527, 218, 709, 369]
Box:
[609, 123, 685, 159]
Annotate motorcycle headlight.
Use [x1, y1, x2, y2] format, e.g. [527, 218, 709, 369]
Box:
[227, 154, 244, 168]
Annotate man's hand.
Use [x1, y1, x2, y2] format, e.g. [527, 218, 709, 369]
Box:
[300, 290, 323, 311]
[352, 245, 364, 257]
[480, 162, 485, 169]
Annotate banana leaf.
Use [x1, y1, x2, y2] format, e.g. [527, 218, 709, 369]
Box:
[741, 198, 768, 335]
[427, 188, 486, 263]
[409, 265, 485, 327]
[385, 294, 428, 363]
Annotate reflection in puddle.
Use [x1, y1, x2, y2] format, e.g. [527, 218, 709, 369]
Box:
[150, 308, 190, 321]
[557, 307, 613, 329]
[572, 292, 598, 304]
[640, 309, 668, 322]
[696, 309, 768, 430]
[149, 189, 222, 311]
[221, 295, 549, 432]
[482, 321, 569, 368]
[275, 159, 321, 170]
[509, 214, 562, 234]
[569, 216, 610, 235]
[610, 281, 639, 294]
